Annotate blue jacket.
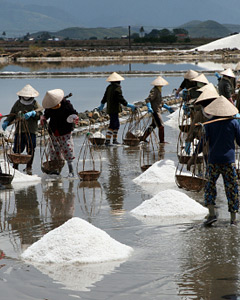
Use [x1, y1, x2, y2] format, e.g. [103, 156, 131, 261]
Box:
[204, 117, 240, 164]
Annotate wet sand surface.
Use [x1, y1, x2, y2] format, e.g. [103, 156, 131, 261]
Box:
[0, 114, 240, 300]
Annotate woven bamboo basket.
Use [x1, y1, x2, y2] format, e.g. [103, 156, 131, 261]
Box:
[78, 170, 101, 181]
[175, 174, 207, 192]
[177, 155, 203, 164]
[0, 173, 13, 185]
[41, 160, 65, 174]
[89, 137, 105, 146]
[7, 153, 31, 164]
[123, 138, 140, 147]
[141, 164, 152, 172]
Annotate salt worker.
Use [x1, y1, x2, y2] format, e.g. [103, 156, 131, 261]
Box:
[140, 76, 169, 144]
[98, 72, 136, 146]
[218, 68, 236, 104]
[192, 96, 240, 226]
[2, 84, 42, 174]
[175, 69, 199, 100]
[40, 89, 79, 177]
[185, 85, 219, 156]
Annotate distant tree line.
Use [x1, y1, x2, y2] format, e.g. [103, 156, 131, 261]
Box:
[133, 27, 189, 43]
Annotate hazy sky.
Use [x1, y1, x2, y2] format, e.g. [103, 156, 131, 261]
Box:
[17, 0, 240, 27]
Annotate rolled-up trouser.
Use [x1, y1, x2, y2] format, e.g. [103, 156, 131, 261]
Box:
[204, 163, 239, 212]
[49, 133, 75, 162]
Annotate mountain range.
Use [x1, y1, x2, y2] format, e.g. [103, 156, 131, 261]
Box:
[1, 0, 240, 38]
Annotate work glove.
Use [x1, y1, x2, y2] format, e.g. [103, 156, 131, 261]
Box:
[2, 120, 9, 131]
[127, 103, 136, 111]
[24, 110, 36, 120]
[146, 102, 153, 113]
[40, 115, 47, 126]
[67, 114, 79, 125]
[215, 72, 221, 80]
[235, 113, 240, 125]
[182, 88, 188, 101]
[98, 103, 105, 111]
[163, 103, 174, 114]
[185, 141, 191, 155]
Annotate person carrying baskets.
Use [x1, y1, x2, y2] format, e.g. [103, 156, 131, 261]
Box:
[2, 84, 42, 174]
[40, 89, 79, 177]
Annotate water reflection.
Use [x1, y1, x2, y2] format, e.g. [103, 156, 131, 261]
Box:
[0, 60, 230, 73]
[104, 147, 125, 213]
[77, 181, 103, 223]
[8, 186, 42, 251]
[177, 226, 240, 299]
[42, 180, 75, 229]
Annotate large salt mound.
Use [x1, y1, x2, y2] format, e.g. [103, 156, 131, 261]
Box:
[131, 189, 208, 220]
[133, 159, 179, 185]
[192, 33, 240, 52]
[21, 217, 133, 264]
[0, 160, 41, 185]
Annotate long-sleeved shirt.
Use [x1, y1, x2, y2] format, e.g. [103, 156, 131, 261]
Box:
[44, 99, 78, 136]
[6, 99, 42, 134]
[101, 82, 128, 114]
[204, 117, 240, 164]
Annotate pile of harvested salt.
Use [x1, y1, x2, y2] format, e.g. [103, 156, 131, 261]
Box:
[131, 189, 208, 220]
[0, 160, 41, 184]
[133, 159, 177, 185]
[193, 33, 240, 52]
[21, 217, 133, 264]
[92, 131, 105, 138]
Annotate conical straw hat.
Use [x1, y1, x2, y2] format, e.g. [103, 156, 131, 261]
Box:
[197, 83, 216, 92]
[106, 72, 125, 82]
[42, 89, 64, 109]
[184, 70, 199, 80]
[192, 74, 209, 84]
[235, 62, 240, 71]
[151, 76, 169, 86]
[204, 95, 238, 117]
[195, 88, 219, 104]
[220, 68, 236, 78]
[17, 84, 39, 97]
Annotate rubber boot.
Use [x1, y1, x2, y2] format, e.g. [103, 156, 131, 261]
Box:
[159, 126, 167, 144]
[140, 127, 152, 143]
[230, 212, 237, 226]
[204, 205, 217, 226]
[13, 163, 19, 170]
[68, 161, 74, 177]
[25, 150, 35, 175]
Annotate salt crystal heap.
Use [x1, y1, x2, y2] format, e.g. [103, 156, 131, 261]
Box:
[131, 189, 208, 221]
[21, 217, 133, 264]
[133, 159, 177, 185]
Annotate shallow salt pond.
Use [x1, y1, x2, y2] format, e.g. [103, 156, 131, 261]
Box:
[0, 111, 239, 300]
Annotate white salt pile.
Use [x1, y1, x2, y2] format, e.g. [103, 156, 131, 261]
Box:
[131, 189, 208, 221]
[21, 217, 133, 264]
[133, 159, 177, 185]
[91, 131, 105, 138]
[164, 107, 181, 129]
[0, 160, 41, 184]
[192, 33, 240, 52]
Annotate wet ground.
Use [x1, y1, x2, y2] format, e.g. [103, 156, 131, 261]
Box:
[0, 113, 240, 300]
